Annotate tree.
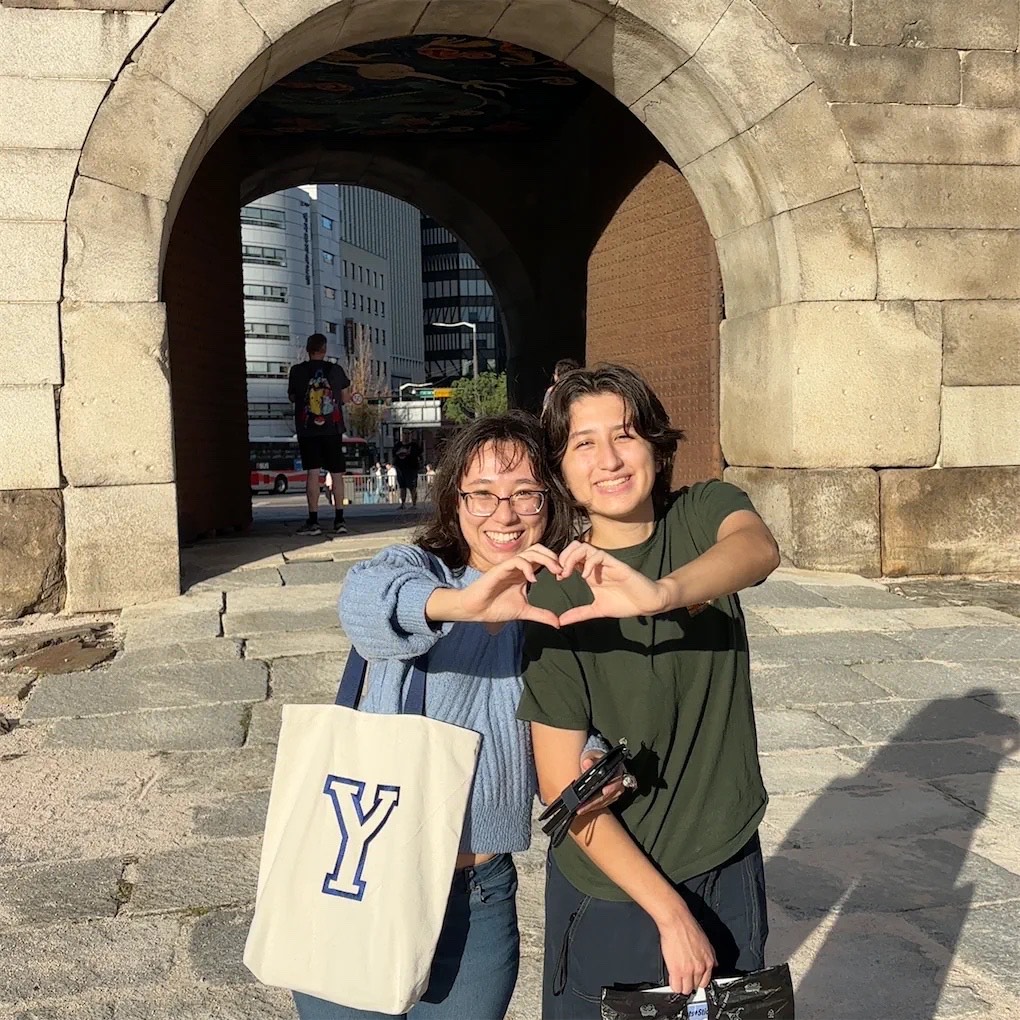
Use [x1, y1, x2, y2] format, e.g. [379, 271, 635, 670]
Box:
[343, 325, 388, 440]
[445, 372, 509, 424]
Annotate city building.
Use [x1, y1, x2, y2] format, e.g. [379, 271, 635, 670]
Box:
[240, 185, 424, 439]
[337, 186, 424, 390]
[421, 216, 505, 385]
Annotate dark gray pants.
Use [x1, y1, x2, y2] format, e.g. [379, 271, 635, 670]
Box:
[542, 835, 768, 1019]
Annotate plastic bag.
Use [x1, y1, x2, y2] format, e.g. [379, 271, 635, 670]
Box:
[601, 963, 794, 1020]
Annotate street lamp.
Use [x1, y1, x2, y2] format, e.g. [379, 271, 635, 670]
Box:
[398, 382, 423, 400]
[431, 320, 479, 416]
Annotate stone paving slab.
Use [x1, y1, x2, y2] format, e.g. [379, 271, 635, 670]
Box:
[226, 582, 340, 613]
[838, 739, 1020, 781]
[23, 660, 268, 720]
[122, 610, 223, 648]
[756, 606, 1017, 635]
[189, 905, 256, 986]
[244, 701, 283, 747]
[738, 580, 836, 609]
[110, 638, 243, 669]
[754, 707, 857, 752]
[751, 630, 919, 665]
[759, 749, 875, 795]
[896, 626, 1020, 661]
[742, 609, 778, 637]
[767, 835, 1020, 919]
[776, 923, 992, 1020]
[934, 772, 1020, 827]
[43, 703, 252, 752]
[814, 695, 1019, 746]
[852, 659, 1020, 699]
[124, 838, 260, 915]
[0, 916, 179, 1003]
[0, 855, 122, 927]
[762, 783, 981, 849]
[223, 607, 339, 637]
[269, 652, 345, 703]
[244, 630, 349, 659]
[279, 559, 356, 587]
[751, 662, 891, 707]
[187, 566, 284, 592]
[118, 591, 224, 623]
[192, 790, 271, 839]
[911, 901, 1020, 996]
[801, 583, 912, 609]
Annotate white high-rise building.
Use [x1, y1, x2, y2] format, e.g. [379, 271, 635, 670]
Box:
[336, 185, 424, 389]
[241, 185, 424, 441]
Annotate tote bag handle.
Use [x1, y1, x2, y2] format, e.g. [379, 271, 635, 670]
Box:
[335, 648, 427, 715]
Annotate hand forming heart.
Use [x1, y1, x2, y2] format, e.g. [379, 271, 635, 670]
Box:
[455, 541, 675, 629]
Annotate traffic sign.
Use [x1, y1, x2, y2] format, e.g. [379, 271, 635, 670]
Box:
[350, 392, 364, 405]
[432, 388, 453, 399]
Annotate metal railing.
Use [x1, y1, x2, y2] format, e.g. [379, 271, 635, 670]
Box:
[334, 473, 433, 506]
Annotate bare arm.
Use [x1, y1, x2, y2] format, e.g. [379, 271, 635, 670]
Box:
[531, 722, 716, 994]
[339, 386, 353, 405]
[657, 510, 780, 611]
[558, 511, 780, 626]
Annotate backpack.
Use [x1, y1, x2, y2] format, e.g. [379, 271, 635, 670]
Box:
[303, 366, 342, 428]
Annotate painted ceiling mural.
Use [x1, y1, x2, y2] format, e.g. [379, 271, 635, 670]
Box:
[239, 35, 592, 138]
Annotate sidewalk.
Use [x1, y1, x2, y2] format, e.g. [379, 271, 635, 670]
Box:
[1, 527, 1019, 1019]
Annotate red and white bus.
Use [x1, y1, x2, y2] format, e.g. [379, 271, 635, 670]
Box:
[249, 436, 373, 494]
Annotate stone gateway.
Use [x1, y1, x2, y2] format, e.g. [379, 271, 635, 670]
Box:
[1, 0, 1019, 614]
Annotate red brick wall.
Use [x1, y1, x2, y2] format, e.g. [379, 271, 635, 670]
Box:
[586, 161, 722, 487]
[163, 133, 251, 540]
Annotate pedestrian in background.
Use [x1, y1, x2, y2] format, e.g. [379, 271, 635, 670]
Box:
[542, 358, 580, 413]
[386, 462, 398, 500]
[287, 334, 351, 537]
[393, 435, 423, 511]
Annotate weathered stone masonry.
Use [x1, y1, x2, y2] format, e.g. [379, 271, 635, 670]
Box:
[1, 0, 1018, 614]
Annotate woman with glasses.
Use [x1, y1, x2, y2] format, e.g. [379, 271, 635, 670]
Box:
[295, 411, 623, 1020]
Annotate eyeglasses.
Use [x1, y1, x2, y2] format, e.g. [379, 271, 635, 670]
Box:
[458, 490, 547, 517]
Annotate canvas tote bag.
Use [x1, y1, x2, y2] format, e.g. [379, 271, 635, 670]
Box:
[244, 650, 481, 1013]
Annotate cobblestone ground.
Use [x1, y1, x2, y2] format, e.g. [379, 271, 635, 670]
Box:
[2, 524, 1020, 1019]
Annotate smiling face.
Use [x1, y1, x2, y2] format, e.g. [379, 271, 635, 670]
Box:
[458, 441, 548, 572]
[559, 392, 658, 535]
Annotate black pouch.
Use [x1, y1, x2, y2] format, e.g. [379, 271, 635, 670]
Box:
[538, 741, 632, 847]
[600, 963, 795, 1020]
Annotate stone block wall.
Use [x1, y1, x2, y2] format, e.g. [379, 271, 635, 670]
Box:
[0, 0, 1018, 611]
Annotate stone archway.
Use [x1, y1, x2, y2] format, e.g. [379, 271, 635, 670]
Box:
[60, 0, 911, 609]
[241, 148, 540, 392]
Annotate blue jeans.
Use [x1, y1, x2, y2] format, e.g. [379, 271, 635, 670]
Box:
[293, 853, 520, 1020]
[542, 835, 768, 1018]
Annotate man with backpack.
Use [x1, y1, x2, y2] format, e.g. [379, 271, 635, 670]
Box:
[287, 333, 352, 536]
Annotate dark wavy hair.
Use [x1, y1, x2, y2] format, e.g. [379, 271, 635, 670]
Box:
[415, 411, 572, 572]
[542, 363, 685, 513]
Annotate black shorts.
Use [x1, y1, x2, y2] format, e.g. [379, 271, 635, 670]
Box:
[298, 434, 346, 474]
[396, 468, 418, 492]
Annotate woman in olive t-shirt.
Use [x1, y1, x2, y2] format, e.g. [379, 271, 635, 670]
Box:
[517, 364, 781, 1019]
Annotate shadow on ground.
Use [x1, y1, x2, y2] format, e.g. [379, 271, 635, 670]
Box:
[768, 691, 1020, 1018]
[179, 508, 422, 587]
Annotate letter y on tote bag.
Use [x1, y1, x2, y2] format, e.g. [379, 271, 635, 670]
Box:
[244, 652, 481, 1014]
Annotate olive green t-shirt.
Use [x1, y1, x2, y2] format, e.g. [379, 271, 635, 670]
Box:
[517, 480, 768, 901]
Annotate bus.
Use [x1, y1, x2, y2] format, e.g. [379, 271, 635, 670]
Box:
[249, 436, 374, 494]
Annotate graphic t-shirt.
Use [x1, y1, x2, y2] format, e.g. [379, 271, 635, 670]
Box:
[517, 480, 768, 900]
[288, 360, 350, 436]
[393, 441, 422, 476]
